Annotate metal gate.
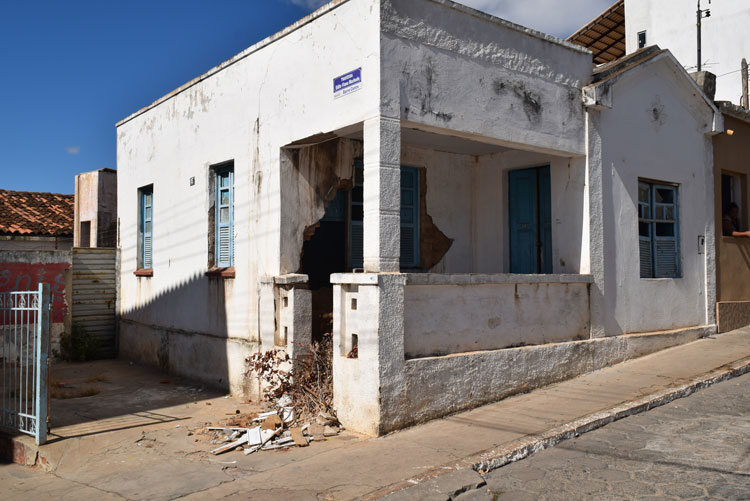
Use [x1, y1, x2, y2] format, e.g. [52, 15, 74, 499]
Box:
[0, 284, 50, 445]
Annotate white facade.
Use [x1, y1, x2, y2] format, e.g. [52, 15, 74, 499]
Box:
[626, 0, 750, 104]
[116, 0, 721, 434]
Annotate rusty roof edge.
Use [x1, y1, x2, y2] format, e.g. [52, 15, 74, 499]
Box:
[116, 0, 351, 128]
[568, 0, 624, 42]
[718, 101, 750, 123]
[429, 0, 591, 55]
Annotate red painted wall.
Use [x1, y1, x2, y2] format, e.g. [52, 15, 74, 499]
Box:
[0, 262, 70, 323]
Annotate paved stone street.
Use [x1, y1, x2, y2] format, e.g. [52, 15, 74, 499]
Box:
[459, 372, 750, 501]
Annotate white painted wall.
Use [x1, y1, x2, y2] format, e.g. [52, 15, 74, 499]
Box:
[381, 0, 592, 156]
[116, 0, 380, 393]
[403, 275, 591, 358]
[626, 0, 750, 104]
[590, 55, 716, 336]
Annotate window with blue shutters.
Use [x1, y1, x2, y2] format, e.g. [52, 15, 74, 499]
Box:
[215, 166, 234, 268]
[139, 185, 153, 269]
[638, 180, 680, 278]
[349, 162, 420, 270]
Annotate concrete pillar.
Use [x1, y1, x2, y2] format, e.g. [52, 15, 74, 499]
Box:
[363, 116, 401, 272]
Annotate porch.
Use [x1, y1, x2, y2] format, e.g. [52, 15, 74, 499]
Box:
[269, 117, 597, 435]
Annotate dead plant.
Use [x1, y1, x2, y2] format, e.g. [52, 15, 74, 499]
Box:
[246, 332, 334, 423]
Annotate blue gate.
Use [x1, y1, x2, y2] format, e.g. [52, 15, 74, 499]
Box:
[0, 284, 50, 445]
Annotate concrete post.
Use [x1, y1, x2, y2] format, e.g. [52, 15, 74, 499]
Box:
[363, 116, 401, 272]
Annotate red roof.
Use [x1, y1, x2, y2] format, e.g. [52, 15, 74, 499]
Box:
[0, 189, 74, 237]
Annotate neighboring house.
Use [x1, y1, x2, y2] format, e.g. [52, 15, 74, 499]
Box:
[571, 1, 750, 334]
[0, 190, 74, 251]
[74, 168, 118, 248]
[713, 103, 750, 332]
[116, 0, 721, 435]
[624, 0, 747, 105]
[0, 189, 75, 347]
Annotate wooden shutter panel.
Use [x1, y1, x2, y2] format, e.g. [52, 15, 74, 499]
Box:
[143, 235, 152, 268]
[639, 238, 652, 278]
[349, 162, 364, 269]
[350, 221, 363, 269]
[654, 240, 677, 278]
[400, 166, 419, 268]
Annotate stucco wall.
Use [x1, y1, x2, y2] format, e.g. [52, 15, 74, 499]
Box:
[380, 0, 592, 156]
[625, 0, 749, 105]
[591, 57, 716, 336]
[714, 114, 750, 302]
[402, 275, 591, 358]
[116, 0, 380, 393]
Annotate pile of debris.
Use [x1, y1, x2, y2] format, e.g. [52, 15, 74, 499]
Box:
[208, 396, 340, 455]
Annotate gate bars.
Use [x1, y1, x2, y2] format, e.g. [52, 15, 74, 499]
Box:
[0, 283, 50, 445]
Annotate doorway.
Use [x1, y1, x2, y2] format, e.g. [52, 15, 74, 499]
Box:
[509, 165, 552, 274]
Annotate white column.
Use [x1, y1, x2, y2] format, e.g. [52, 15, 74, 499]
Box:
[363, 116, 401, 272]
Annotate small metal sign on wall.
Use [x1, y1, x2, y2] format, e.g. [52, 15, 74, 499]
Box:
[333, 68, 362, 99]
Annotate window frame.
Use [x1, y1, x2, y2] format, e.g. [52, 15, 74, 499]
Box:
[214, 164, 235, 269]
[638, 180, 681, 279]
[138, 185, 154, 271]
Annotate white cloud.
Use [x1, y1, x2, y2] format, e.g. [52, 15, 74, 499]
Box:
[281, 0, 614, 39]
[66, 146, 80, 155]
[285, 0, 328, 10]
[448, 0, 615, 39]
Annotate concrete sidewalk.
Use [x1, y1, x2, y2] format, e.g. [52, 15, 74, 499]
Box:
[3, 327, 750, 500]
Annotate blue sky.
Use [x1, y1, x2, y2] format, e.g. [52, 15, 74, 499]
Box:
[0, 0, 611, 195]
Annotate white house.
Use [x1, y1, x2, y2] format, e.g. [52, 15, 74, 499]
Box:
[625, 0, 750, 105]
[116, 0, 721, 435]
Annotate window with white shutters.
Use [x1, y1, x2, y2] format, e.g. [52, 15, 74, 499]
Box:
[139, 185, 153, 269]
[638, 180, 680, 278]
[215, 167, 234, 268]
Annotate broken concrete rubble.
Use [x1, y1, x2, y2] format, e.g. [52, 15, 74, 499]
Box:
[207, 399, 340, 456]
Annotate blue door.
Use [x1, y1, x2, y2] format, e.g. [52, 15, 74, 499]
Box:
[509, 166, 552, 274]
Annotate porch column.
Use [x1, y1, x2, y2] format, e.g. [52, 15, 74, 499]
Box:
[363, 116, 401, 272]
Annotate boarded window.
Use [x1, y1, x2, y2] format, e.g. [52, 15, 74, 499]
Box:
[638, 180, 680, 278]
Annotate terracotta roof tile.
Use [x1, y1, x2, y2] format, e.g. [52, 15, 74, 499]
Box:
[0, 189, 74, 237]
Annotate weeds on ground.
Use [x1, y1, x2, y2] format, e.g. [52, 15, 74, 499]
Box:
[54, 324, 99, 362]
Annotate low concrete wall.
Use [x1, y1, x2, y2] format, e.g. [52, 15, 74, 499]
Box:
[403, 274, 592, 358]
[331, 272, 710, 436]
[398, 326, 708, 429]
[119, 319, 257, 397]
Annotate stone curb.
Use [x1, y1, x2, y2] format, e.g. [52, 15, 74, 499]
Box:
[471, 354, 750, 473]
[366, 354, 750, 500]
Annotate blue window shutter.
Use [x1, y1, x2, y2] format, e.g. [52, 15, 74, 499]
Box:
[538, 166, 552, 274]
[349, 161, 364, 269]
[400, 166, 419, 268]
[653, 185, 679, 278]
[216, 169, 234, 267]
[508, 169, 538, 274]
[141, 188, 153, 269]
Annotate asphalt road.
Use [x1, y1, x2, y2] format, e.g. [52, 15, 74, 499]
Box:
[459, 372, 750, 501]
